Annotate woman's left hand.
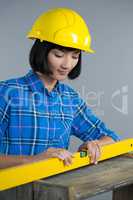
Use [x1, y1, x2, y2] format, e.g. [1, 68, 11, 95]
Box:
[78, 140, 101, 164]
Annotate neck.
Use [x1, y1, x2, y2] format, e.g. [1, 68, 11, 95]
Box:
[36, 72, 57, 92]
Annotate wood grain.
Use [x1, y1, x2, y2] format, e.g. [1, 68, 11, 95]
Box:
[35, 156, 133, 200]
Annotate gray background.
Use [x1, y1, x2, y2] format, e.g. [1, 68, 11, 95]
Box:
[0, 0, 133, 199]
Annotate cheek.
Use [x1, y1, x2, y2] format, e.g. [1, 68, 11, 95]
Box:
[72, 59, 79, 69]
[47, 57, 61, 70]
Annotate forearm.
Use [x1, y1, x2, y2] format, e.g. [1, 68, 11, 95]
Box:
[79, 136, 115, 150]
[0, 152, 49, 169]
[97, 135, 115, 146]
[0, 148, 74, 169]
[0, 155, 34, 169]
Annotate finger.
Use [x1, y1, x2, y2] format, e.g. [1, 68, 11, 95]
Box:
[90, 148, 96, 164]
[63, 157, 72, 166]
[61, 151, 73, 166]
[52, 150, 66, 161]
[87, 142, 98, 164]
[60, 150, 74, 158]
[66, 155, 73, 165]
[94, 146, 100, 164]
[87, 145, 95, 163]
[53, 149, 73, 165]
[57, 154, 66, 160]
[93, 142, 102, 164]
[96, 143, 101, 156]
[93, 141, 101, 163]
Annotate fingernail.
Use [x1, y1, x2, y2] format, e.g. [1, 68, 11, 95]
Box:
[67, 163, 70, 166]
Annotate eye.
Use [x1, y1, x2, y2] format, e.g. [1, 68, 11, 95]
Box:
[55, 54, 63, 58]
[72, 52, 80, 60]
[72, 56, 79, 60]
[54, 50, 64, 58]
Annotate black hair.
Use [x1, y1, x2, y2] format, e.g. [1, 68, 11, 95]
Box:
[29, 39, 81, 80]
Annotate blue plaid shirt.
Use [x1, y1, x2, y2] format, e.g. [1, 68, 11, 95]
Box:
[0, 70, 120, 155]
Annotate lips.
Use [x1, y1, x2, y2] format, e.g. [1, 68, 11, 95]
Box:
[58, 70, 68, 75]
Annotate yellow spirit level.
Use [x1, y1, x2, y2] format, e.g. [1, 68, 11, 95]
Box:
[0, 138, 133, 191]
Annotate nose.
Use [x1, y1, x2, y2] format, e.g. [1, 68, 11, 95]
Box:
[61, 57, 72, 70]
[61, 65, 70, 70]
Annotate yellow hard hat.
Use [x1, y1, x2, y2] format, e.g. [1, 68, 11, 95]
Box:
[27, 7, 94, 53]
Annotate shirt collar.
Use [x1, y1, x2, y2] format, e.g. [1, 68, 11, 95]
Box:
[24, 69, 63, 94]
[24, 69, 44, 92]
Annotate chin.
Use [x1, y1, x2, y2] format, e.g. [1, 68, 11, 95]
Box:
[57, 77, 66, 81]
[56, 75, 68, 81]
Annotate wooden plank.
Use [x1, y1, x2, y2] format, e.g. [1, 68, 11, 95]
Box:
[33, 182, 69, 200]
[113, 184, 133, 200]
[0, 183, 33, 200]
[35, 156, 133, 200]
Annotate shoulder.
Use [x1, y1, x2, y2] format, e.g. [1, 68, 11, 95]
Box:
[0, 75, 28, 90]
[0, 75, 28, 99]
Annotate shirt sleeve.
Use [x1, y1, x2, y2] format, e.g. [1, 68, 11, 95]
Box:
[71, 96, 120, 142]
[0, 82, 9, 143]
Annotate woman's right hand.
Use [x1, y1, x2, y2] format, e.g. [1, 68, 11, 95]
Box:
[36, 148, 74, 166]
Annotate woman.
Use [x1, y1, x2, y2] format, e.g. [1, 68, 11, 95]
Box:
[0, 7, 120, 168]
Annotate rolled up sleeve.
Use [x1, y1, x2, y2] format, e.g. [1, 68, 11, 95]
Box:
[71, 97, 120, 142]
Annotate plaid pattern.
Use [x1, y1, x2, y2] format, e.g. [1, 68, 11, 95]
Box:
[0, 70, 120, 155]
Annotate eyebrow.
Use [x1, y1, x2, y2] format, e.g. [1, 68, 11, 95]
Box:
[72, 50, 80, 54]
[54, 49, 80, 54]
